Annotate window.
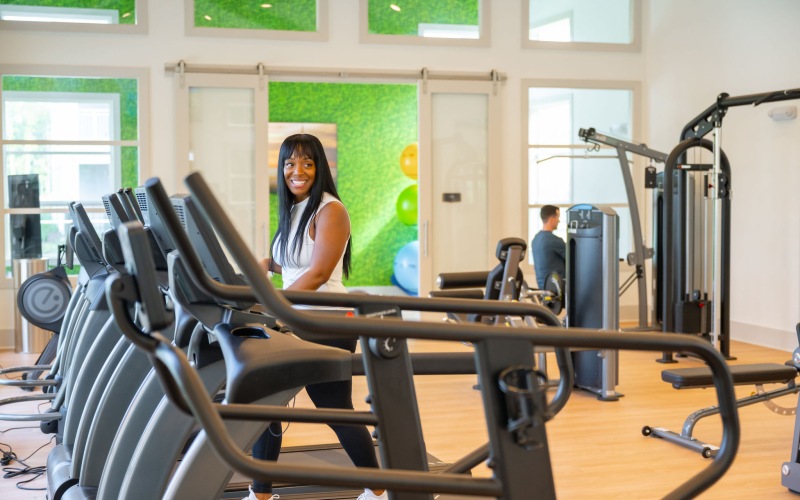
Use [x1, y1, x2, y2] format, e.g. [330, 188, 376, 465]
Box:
[0, 1, 146, 33]
[186, 0, 328, 40]
[526, 83, 636, 262]
[1, 68, 146, 278]
[529, 14, 571, 42]
[361, 0, 490, 47]
[523, 0, 639, 51]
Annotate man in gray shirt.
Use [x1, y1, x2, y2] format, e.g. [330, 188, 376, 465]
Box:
[531, 205, 566, 289]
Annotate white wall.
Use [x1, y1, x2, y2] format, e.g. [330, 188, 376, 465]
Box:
[0, 1, 646, 347]
[644, 0, 800, 350]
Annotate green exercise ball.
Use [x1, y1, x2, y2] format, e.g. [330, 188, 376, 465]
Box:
[396, 184, 418, 226]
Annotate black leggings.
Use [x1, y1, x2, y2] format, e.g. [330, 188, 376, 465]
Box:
[251, 337, 379, 494]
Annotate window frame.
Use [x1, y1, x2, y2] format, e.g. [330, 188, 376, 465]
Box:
[528, 92, 574, 206]
[0, 1, 147, 35]
[521, 0, 640, 52]
[0, 64, 149, 287]
[185, 0, 329, 41]
[522, 78, 642, 265]
[3, 89, 124, 207]
[360, 0, 491, 48]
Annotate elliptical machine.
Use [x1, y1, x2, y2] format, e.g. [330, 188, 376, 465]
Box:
[15, 243, 73, 387]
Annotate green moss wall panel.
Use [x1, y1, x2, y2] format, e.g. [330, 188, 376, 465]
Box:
[193, 0, 317, 31]
[268, 82, 418, 287]
[368, 0, 479, 35]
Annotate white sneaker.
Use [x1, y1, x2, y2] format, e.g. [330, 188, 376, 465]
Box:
[242, 485, 279, 500]
[357, 489, 388, 500]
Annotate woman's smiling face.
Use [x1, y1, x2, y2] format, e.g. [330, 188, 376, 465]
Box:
[283, 148, 316, 202]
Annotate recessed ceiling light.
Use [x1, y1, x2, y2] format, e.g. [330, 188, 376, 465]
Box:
[204, 14, 212, 20]
[390, 4, 401, 12]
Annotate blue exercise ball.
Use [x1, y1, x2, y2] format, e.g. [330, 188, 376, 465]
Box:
[393, 241, 419, 295]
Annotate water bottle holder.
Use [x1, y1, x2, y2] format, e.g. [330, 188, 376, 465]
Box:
[498, 365, 548, 448]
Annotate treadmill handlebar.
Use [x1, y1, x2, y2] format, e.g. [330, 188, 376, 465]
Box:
[142, 179, 564, 322]
[99, 173, 741, 499]
[181, 171, 738, 500]
[144, 177, 576, 425]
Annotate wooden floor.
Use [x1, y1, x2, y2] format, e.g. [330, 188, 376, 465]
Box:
[0, 337, 798, 499]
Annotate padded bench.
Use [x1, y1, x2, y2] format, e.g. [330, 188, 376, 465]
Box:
[643, 362, 800, 458]
[662, 363, 798, 389]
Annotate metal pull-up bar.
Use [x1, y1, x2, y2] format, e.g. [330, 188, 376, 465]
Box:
[681, 87, 800, 140]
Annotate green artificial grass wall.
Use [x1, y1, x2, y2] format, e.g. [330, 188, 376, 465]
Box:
[268, 82, 418, 287]
[0, 0, 137, 24]
[2, 75, 140, 189]
[193, 0, 316, 31]
[0, 1, 478, 33]
[368, 0, 479, 35]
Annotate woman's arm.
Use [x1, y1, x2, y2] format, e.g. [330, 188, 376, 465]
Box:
[258, 257, 282, 275]
[286, 202, 350, 291]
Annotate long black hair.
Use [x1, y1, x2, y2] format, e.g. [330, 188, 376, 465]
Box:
[271, 133, 351, 278]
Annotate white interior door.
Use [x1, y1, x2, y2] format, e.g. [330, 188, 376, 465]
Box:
[175, 73, 269, 259]
[418, 80, 500, 296]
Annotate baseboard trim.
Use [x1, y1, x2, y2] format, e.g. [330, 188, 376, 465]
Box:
[619, 304, 639, 324]
[0, 328, 13, 351]
[731, 321, 796, 353]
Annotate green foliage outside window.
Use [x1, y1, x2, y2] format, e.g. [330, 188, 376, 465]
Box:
[368, 0, 478, 35]
[2, 75, 139, 188]
[193, 0, 316, 31]
[0, 0, 137, 24]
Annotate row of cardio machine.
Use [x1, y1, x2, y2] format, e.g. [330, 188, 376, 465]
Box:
[0, 174, 739, 499]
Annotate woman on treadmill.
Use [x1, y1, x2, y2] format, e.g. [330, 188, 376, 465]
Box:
[247, 133, 386, 500]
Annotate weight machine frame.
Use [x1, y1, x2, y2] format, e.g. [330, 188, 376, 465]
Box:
[578, 127, 667, 331]
[663, 87, 800, 360]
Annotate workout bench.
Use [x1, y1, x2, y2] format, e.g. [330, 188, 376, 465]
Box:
[643, 360, 799, 458]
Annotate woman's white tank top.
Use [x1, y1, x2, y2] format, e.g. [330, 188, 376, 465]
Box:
[274, 193, 348, 292]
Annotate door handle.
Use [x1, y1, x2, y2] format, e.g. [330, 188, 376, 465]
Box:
[423, 220, 429, 258]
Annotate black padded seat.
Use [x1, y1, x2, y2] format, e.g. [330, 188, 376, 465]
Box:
[662, 363, 797, 389]
[214, 323, 353, 405]
[428, 289, 486, 300]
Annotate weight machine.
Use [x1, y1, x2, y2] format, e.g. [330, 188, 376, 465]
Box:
[661, 87, 800, 361]
[578, 127, 667, 331]
[581, 87, 800, 360]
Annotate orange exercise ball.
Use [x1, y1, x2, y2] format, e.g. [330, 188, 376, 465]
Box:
[400, 142, 418, 180]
